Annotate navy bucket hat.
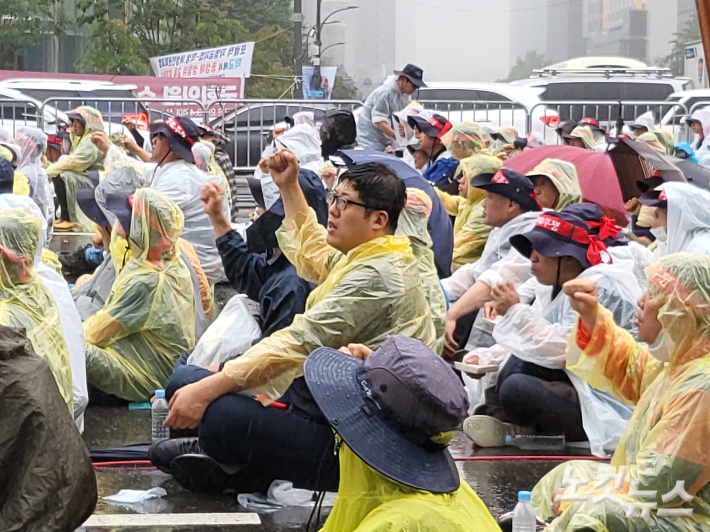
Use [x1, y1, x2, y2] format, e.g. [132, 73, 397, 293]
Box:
[510, 211, 612, 269]
[304, 336, 469, 494]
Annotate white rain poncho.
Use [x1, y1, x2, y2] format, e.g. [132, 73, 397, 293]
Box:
[357, 76, 410, 151]
[483, 258, 642, 456]
[655, 182, 710, 258]
[150, 159, 228, 284]
[15, 128, 53, 240]
[275, 124, 324, 173]
[687, 107, 710, 166]
[0, 193, 88, 430]
[631, 111, 658, 134]
[441, 210, 541, 302]
[608, 241, 656, 292]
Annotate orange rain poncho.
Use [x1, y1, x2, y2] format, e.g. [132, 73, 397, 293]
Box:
[532, 253, 710, 532]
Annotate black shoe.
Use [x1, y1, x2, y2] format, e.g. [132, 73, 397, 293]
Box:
[171, 454, 271, 494]
[149, 437, 202, 474]
[496, 510, 548, 532]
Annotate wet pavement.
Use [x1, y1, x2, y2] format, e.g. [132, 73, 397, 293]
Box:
[81, 404, 602, 530]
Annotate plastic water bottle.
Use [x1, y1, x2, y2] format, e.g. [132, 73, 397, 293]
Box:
[506, 434, 565, 451]
[512, 490, 536, 532]
[151, 389, 170, 443]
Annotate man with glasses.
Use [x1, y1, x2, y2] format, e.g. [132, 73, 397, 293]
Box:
[151, 150, 436, 495]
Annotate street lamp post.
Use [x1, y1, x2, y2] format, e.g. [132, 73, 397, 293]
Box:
[309, 1, 358, 98]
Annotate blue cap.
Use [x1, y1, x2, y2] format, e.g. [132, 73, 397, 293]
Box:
[518, 490, 532, 502]
[155, 389, 166, 398]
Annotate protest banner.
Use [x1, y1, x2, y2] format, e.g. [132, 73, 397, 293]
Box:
[150, 42, 255, 79]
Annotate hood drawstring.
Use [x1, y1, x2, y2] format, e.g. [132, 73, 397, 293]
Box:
[552, 257, 563, 300]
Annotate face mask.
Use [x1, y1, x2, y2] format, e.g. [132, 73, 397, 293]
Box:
[650, 226, 667, 243]
[648, 331, 670, 363]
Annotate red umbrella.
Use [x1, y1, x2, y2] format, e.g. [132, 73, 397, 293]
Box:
[504, 145, 628, 226]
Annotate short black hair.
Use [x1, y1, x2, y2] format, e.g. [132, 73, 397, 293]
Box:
[338, 163, 406, 232]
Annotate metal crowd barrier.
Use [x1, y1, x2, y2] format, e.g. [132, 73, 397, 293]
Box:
[39, 97, 207, 138]
[0, 100, 43, 138]
[528, 100, 692, 145]
[207, 99, 363, 170]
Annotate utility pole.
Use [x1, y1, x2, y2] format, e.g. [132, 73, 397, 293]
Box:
[312, 0, 324, 95]
[293, 0, 304, 82]
[697, 0, 710, 83]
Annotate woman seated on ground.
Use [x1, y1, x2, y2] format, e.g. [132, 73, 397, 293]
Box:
[83, 188, 197, 403]
[46, 106, 105, 231]
[0, 208, 73, 413]
[531, 253, 710, 532]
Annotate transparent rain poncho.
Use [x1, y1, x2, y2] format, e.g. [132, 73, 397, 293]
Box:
[0, 194, 88, 429]
[656, 182, 710, 257]
[526, 158, 582, 211]
[192, 140, 232, 210]
[569, 126, 597, 150]
[0, 208, 73, 413]
[14, 127, 53, 235]
[396, 188, 447, 354]
[275, 124, 324, 173]
[84, 188, 197, 402]
[46, 106, 105, 230]
[532, 253, 710, 532]
[220, 204, 437, 402]
[636, 132, 668, 155]
[442, 121, 490, 162]
[435, 154, 501, 270]
[687, 107, 710, 166]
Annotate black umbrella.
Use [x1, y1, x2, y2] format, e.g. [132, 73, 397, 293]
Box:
[668, 157, 710, 190]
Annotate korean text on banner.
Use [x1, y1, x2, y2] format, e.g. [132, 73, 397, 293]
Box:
[150, 42, 255, 79]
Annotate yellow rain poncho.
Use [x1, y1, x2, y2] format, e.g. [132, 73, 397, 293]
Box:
[396, 188, 447, 354]
[532, 253, 710, 532]
[321, 443, 499, 532]
[221, 206, 437, 402]
[84, 188, 196, 402]
[526, 158, 582, 211]
[0, 208, 73, 413]
[436, 154, 502, 270]
[568, 126, 597, 150]
[443, 121, 492, 162]
[495, 125, 521, 157]
[46, 106, 105, 230]
[637, 131, 668, 155]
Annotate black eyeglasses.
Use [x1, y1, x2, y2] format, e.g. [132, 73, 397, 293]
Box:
[327, 191, 368, 211]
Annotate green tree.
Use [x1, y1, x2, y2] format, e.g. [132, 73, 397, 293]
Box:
[503, 51, 547, 82]
[331, 70, 361, 100]
[75, 19, 146, 75]
[226, 0, 292, 33]
[661, 15, 701, 76]
[76, 0, 297, 98]
[0, 0, 66, 69]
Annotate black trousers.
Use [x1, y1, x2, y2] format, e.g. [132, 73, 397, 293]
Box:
[166, 365, 339, 491]
[53, 176, 70, 222]
[485, 355, 588, 442]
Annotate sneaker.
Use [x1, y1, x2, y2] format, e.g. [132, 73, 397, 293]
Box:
[463, 415, 533, 448]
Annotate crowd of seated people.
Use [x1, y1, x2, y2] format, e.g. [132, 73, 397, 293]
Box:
[3, 86, 710, 532]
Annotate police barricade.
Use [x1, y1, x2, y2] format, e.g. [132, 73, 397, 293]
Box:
[39, 97, 208, 143]
[0, 100, 43, 140]
[528, 100, 690, 145]
[417, 99, 531, 141]
[207, 99, 363, 171]
[688, 100, 710, 115]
